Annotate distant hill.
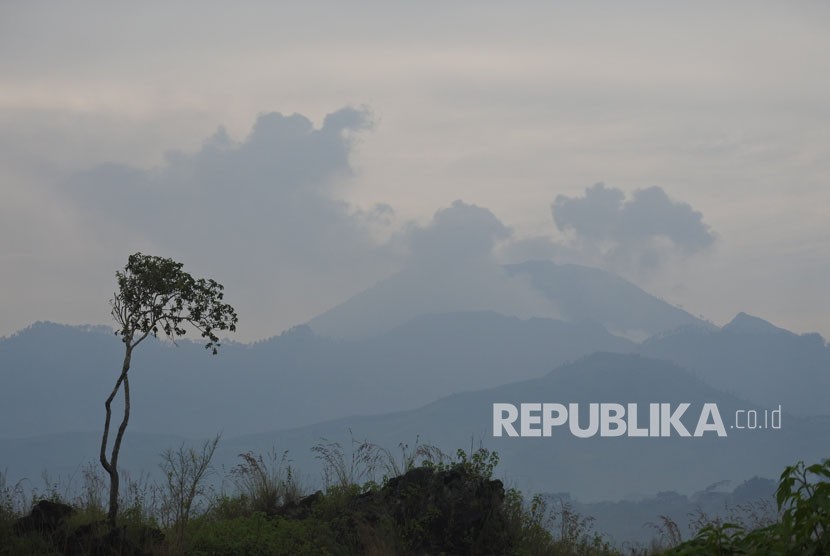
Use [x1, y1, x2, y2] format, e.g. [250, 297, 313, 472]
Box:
[640, 312, 830, 416]
[308, 260, 710, 340]
[0, 313, 633, 438]
[504, 260, 712, 340]
[215, 352, 830, 501]
[4, 353, 825, 503]
[0, 431, 186, 488]
[559, 475, 777, 546]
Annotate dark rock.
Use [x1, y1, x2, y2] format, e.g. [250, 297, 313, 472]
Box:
[13, 501, 164, 556]
[274, 490, 324, 520]
[352, 465, 513, 555]
[13, 499, 75, 537]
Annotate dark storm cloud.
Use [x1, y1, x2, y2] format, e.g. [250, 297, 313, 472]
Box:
[550, 183, 715, 271]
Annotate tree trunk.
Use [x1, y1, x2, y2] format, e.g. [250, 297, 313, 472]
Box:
[100, 341, 132, 529]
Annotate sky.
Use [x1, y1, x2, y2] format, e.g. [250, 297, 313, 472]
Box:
[1, 1, 829, 342]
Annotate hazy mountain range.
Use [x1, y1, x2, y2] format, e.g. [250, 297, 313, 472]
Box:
[639, 312, 830, 416]
[209, 352, 829, 501]
[0, 311, 633, 439]
[1, 259, 828, 504]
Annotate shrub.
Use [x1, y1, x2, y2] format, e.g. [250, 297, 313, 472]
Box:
[668, 457, 830, 555]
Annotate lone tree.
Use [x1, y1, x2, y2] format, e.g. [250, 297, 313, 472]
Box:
[101, 253, 238, 528]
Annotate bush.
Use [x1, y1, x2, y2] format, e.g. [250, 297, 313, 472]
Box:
[668, 457, 830, 555]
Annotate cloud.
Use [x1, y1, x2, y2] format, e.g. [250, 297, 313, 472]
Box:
[396, 200, 559, 323]
[57, 107, 397, 339]
[405, 200, 511, 267]
[550, 183, 715, 272]
[66, 106, 374, 231]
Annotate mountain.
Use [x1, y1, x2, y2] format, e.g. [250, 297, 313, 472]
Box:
[721, 312, 794, 335]
[504, 261, 712, 340]
[558, 476, 777, 545]
[0, 313, 633, 438]
[640, 313, 830, 416]
[346, 311, 634, 399]
[308, 260, 710, 340]
[4, 353, 825, 502]
[216, 352, 830, 501]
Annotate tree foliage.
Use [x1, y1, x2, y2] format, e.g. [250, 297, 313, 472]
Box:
[101, 253, 237, 528]
[111, 253, 238, 353]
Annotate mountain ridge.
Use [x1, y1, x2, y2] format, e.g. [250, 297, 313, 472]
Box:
[4, 352, 826, 502]
[308, 259, 712, 340]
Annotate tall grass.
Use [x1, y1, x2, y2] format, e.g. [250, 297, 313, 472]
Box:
[229, 447, 303, 514]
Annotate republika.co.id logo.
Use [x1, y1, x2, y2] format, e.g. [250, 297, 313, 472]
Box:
[492, 403, 782, 438]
